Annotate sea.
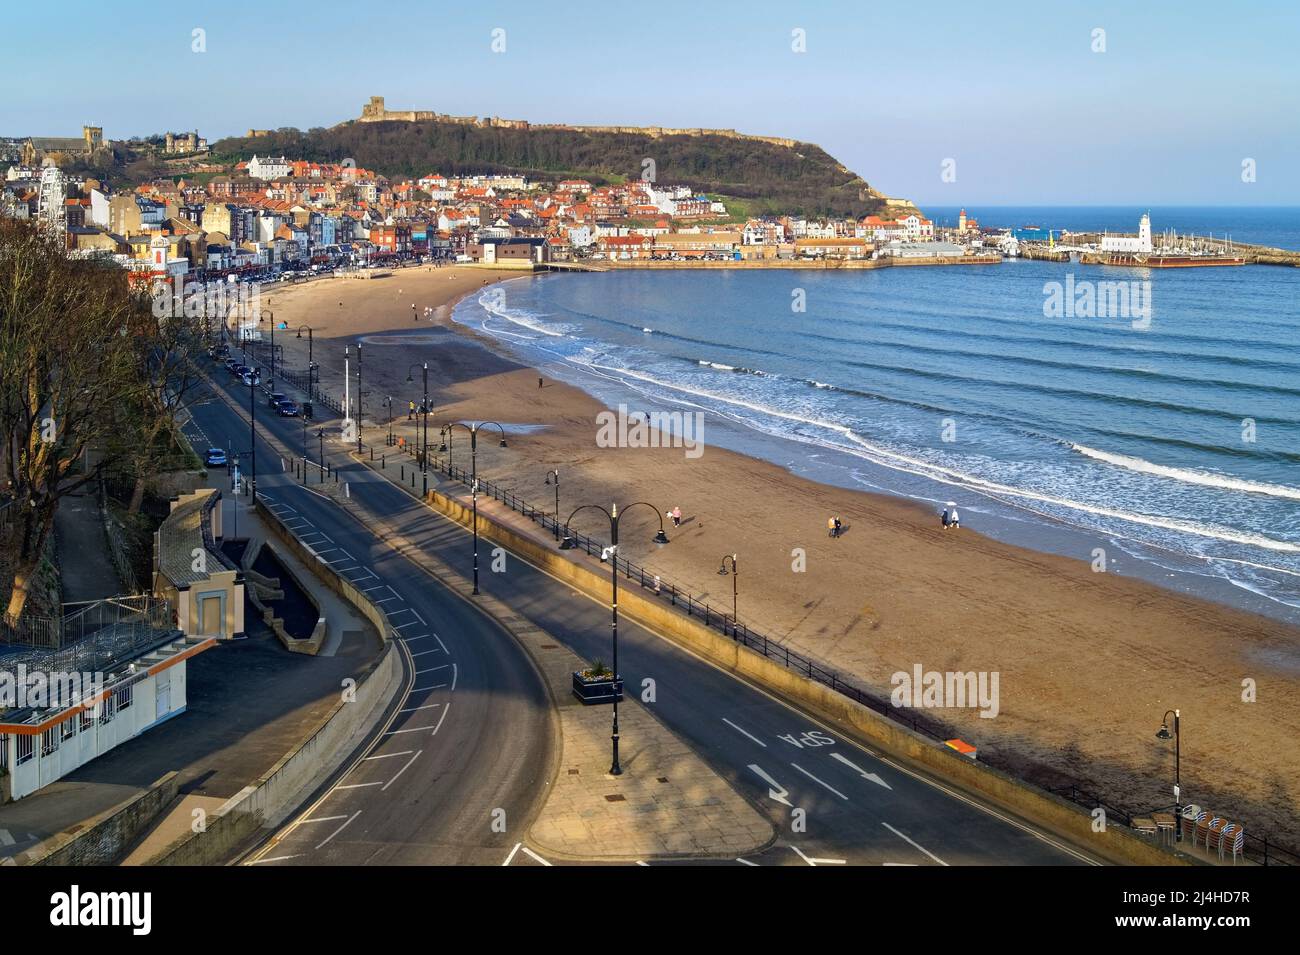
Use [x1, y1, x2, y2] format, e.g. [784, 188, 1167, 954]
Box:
[452, 207, 1300, 625]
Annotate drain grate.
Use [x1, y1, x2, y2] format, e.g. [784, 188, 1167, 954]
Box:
[604, 794, 627, 802]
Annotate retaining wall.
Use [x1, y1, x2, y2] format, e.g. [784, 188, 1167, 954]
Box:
[422, 487, 1184, 867]
[145, 500, 398, 865]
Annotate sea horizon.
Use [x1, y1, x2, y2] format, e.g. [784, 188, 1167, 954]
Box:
[919, 204, 1300, 251]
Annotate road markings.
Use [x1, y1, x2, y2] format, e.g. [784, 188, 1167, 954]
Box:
[385, 725, 439, 735]
[735, 857, 759, 867]
[747, 764, 792, 807]
[882, 823, 948, 866]
[791, 762, 848, 800]
[829, 751, 892, 790]
[249, 854, 303, 865]
[503, 843, 523, 866]
[335, 781, 384, 790]
[722, 718, 766, 747]
[414, 665, 450, 675]
[315, 811, 362, 850]
[789, 845, 846, 866]
[520, 846, 551, 866]
[433, 633, 449, 655]
[409, 648, 443, 658]
[399, 702, 444, 713]
[363, 750, 414, 761]
[382, 750, 422, 790]
[450, 663, 458, 692]
[430, 703, 451, 737]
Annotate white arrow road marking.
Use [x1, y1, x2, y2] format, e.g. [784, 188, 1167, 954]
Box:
[829, 751, 893, 790]
[883, 822, 948, 866]
[747, 764, 792, 806]
[722, 718, 766, 746]
[791, 762, 848, 800]
[789, 845, 846, 866]
[520, 847, 552, 866]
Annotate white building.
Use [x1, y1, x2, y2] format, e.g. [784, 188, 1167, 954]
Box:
[247, 155, 291, 180]
[1101, 213, 1153, 254]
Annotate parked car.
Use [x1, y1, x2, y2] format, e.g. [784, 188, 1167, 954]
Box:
[205, 448, 228, 468]
[241, 371, 260, 387]
[276, 400, 299, 417]
[268, 392, 287, 409]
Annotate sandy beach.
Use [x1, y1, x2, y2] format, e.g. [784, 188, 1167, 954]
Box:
[255, 265, 1300, 852]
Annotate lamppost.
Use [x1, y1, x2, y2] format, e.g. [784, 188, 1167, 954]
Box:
[384, 396, 394, 447]
[263, 309, 276, 390]
[295, 325, 315, 397]
[438, 425, 452, 472]
[1156, 709, 1182, 838]
[718, 553, 739, 630]
[442, 421, 507, 595]
[406, 363, 430, 494]
[316, 429, 326, 483]
[248, 366, 257, 498]
[559, 502, 669, 775]
[544, 469, 560, 540]
[355, 342, 364, 453]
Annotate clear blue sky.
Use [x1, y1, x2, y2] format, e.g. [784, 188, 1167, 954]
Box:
[4, 1, 1297, 205]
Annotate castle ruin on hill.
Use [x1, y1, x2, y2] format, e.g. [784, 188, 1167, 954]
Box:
[355, 96, 799, 149]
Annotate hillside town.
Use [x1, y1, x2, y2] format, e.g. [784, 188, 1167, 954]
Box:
[1, 125, 994, 283]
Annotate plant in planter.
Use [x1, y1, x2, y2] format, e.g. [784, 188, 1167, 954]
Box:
[572, 659, 623, 705]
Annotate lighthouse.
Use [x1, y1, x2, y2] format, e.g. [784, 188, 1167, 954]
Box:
[1138, 213, 1152, 253]
[958, 208, 967, 232]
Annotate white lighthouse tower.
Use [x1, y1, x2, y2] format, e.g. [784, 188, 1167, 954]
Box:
[1137, 212, 1152, 253]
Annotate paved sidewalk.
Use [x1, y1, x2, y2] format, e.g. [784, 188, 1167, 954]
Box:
[321, 442, 775, 860]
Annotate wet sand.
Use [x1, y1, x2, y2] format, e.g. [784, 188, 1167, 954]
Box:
[261, 265, 1300, 853]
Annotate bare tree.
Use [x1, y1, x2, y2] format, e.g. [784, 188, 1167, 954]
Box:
[0, 220, 143, 625]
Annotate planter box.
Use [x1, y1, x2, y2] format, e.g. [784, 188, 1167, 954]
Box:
[572, 671, 623, 705]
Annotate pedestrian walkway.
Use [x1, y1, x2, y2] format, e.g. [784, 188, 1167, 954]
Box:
[53, 488, 124, 601]
[334, 436, 775, 860]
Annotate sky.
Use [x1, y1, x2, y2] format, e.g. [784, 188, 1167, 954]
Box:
[3, 1, 1297, 205]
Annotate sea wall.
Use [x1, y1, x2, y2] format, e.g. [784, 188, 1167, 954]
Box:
[420, 486, 1186, 867]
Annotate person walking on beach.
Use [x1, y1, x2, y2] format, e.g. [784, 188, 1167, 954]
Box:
[941, 508, 951, 529]
[671, 506, 682, 527]
[834, 516, 842, 538]
[950, 506, 961, 530]
[828, 516, 837, 538]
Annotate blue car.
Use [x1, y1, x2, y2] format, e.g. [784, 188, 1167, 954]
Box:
[205, 448, 228, 468]
[276, 400, 299, 417]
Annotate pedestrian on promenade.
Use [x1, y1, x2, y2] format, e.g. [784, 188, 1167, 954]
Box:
[408, 400, 415, 420]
